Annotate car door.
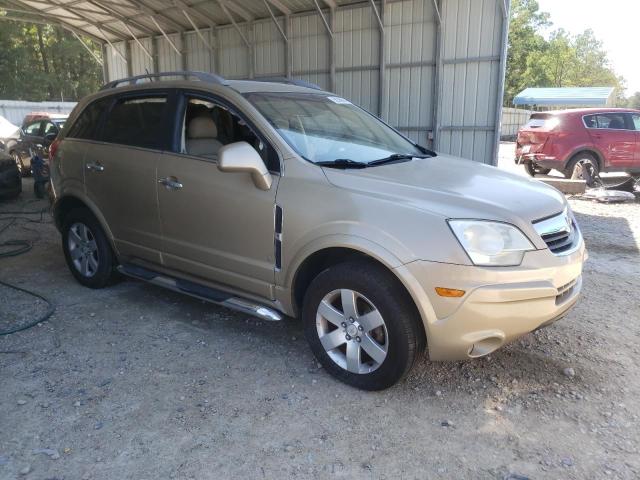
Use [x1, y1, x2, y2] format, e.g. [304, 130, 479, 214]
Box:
[585, 112, 636, 169]
[156, 92, 281, 299]
[83, 91, 174, 265]
[631, 113, 640, 167]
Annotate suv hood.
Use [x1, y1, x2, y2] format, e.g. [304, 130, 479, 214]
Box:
[322, 154, 566, 225]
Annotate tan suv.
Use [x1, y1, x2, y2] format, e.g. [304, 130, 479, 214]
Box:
[50, 72, 586, 390]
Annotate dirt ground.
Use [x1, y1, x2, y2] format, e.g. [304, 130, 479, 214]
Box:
[1, 155, 639, 479]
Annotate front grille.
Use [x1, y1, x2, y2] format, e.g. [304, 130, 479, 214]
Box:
[541, 220, 577, 253]
[533, 210, 579, 255]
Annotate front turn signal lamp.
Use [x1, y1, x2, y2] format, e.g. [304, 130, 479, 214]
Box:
[435, 287, 466, 298]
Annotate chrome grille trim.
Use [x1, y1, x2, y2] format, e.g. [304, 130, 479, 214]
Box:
[533, 208, 581, 255]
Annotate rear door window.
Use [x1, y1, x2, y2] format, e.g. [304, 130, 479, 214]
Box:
[102, 95, 168, 150]
[583, 113, 627, 130]
[630, 114, 640, 131]
[66, 98, 110, 140]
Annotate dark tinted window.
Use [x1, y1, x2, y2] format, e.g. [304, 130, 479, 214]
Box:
[67, 99, 109, 140]
[103, 96, 167, 149]
[584, 113, 627, 130]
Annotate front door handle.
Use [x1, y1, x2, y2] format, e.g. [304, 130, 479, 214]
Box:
[158, 176, 183, 190]
[86, 162, 104, 172]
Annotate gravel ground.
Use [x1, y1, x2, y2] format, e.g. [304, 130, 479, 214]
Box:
[1, 169, 639, 480]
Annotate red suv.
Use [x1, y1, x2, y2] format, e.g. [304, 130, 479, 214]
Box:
[515, 108, 640, 180]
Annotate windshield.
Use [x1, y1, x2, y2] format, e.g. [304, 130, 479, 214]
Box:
[244, 92, 426, 164]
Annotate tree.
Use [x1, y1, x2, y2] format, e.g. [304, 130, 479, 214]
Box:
[626, 92, 640, 109]
[0, 14, 102, 101]
[504, 1, 625, 105]
[504, 0, 550, 105]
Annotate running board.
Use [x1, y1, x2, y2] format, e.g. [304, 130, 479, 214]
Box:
[117, 264, 283, 322]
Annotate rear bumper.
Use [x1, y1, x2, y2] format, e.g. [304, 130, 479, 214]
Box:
[515, 152, 565, 169]
[400, 240, 586, 361]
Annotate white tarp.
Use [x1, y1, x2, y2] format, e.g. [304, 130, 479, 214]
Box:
[0, 115, 19, 139]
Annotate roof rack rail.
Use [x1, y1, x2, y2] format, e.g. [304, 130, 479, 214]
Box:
[249, 77, 323, 91]
[100, 71, 228, 90]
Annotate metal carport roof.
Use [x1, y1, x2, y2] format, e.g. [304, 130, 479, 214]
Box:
[513, 87, 615, 107]
[0, 0, 358, 42]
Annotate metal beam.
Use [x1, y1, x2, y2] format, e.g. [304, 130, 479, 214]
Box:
[312, 0, 333, 37]
[284, 15, 291, 78]
[71, 30, 103, 66]
[321, 0, 336, 8]
[264, 0, 291, 16]
[7, 0, 105, 42]
[377, 0, 386, 118]
[182, 9, 213, 52]
[150, 15, 182, 57]
[369, 0, 384, 32]
[174, 0, 218, 27]
[492, 0, 511, 165]
[122, 21, 154, 61]
[87, 0, 156, 36]
[123, 0, 185, 32]
[431, 0, 443, 150]
[101, 42, 109, 82]
[329, 6, 335, 91]
[262, 0, 287, 42]
[97, 26, 128, 64]
[217, 0, 250, 48]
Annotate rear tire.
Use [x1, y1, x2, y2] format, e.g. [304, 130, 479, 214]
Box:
[524, 162, 551, 177]
[302, 261, 424, 390]
[565, 154, 599, 186]
[62, 208, 119, 289]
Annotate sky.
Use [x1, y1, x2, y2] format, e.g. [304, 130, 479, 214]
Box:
[536, 0, 640, 96]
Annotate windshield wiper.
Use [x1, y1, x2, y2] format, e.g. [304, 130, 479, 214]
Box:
[368, 153, 431, 166]
[315, 159, 369, 169]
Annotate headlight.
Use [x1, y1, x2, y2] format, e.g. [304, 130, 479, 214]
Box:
[448, 220, 535, 266]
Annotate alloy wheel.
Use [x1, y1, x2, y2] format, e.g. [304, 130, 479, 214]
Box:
[67, 222, 99, 277]
[316, 289, 388, 374]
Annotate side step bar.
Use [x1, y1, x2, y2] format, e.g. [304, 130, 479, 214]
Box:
[117, 264, 283, 322]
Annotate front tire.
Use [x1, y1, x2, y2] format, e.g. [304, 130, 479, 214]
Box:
[302, 261, 424, 390]
[62, 208, 118, 288]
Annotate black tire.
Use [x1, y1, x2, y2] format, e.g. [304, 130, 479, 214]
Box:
[61, 208, 119, 289]
[524, 162, 551, 177]
[302, 260, 424, 390]
[564, 154, 599, 186]
[10, 151, 29, 177]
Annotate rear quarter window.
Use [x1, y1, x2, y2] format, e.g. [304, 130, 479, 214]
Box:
[66, 99, 110, 140]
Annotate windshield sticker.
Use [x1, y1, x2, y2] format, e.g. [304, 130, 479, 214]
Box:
[327, 96, 351, 105]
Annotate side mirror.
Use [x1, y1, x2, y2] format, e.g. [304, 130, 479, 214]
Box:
[44, 132, 57, 144]
[217, 141, 273, 191]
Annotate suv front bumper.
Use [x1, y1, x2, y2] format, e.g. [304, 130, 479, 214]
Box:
[398, 241, 586, 361]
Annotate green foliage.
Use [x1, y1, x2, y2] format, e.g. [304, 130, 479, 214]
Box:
[624, 92, 640, 110]
[505, 0, 626, 105]
[0, 16, 102, 101]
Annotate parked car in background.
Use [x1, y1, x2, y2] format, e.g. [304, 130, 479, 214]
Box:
[515, 108, 640, 183]
[0, 115, 20, 153]
[0, 151, 21, 199]
[5, 113, 67, 176]
[50, 72, 585, 390]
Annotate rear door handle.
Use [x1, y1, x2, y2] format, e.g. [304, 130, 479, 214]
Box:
[158, 176, 183, 190]
[86, 162, 104, 172]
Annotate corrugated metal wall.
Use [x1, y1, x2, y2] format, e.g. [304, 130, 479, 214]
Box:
[105, 0, 508, 164]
